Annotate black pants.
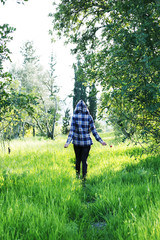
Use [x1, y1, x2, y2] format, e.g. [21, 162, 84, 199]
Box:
[73, 145, 91, 178]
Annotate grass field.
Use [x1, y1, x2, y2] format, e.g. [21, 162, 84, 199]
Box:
[0, 132, 160, 240]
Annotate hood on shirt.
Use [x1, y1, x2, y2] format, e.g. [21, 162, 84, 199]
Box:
[74, 100, 89, 114]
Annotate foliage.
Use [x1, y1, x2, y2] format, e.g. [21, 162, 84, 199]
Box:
[62, 108, 70, 134]
[73, 58, 97, 119]
[0, 133, 160, 239]
[0, 0, 29, 74]
[7, 41, 41, 138]
[0, 22, 16, 122]
[0, 0, 31, 140]
[88, 83, 97, 121]
[0, 0, 29, 4]
[0, 78, 37, 140]
[0, 74, 12, 117]
[10, 42, 60, 139]
[33, 52, 60, 139]
[73, 59, 87, 109]
[0, 24, 15, 72]
[51, 0, 160, 147]
[20, 41, 39, 65]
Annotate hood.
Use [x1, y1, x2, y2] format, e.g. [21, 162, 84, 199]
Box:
[74, 100, 89, 114]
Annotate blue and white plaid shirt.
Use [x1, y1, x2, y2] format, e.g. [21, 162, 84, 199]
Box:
[66, 100, 103, 146]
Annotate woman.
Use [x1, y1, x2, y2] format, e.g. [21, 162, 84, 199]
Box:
[64, 100, 106, 180]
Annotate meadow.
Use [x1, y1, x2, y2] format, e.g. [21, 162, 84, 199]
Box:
[0, 132, 160, 240]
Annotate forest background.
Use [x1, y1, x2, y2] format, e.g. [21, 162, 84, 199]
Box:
[0, 0, 159, 150]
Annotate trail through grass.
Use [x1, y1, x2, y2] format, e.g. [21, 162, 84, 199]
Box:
[0, 133, 160, 239]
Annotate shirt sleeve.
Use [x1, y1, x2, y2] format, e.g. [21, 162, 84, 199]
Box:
[66, 116, 75, 145]
[89, 115, 103, 143]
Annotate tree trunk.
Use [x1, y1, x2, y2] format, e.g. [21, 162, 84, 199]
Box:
[17, 121, 21, 138]
[33, 125, 35, 137]
[33, 117, 46, 136]
[51, 98, 57, 140]
[22, 122, 25, 138]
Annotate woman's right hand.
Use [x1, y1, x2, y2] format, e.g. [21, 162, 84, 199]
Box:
[101, 141, 107, 146]
[64, 143, 69, 148]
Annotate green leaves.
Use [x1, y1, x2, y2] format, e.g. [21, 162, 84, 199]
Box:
[62, 108, 70, 134]
[51, 0, 160, 146]
[0, 24, 16, 72]
[0, 0, 7, 4]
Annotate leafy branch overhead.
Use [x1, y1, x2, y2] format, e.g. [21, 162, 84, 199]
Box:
[51, 0, 160, 147]
[0, 0, 28, 4]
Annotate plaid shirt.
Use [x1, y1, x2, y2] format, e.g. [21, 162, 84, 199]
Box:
[66, 100, 103, 146]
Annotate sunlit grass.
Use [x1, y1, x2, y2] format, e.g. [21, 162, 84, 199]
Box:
[0, 133, 159, 239]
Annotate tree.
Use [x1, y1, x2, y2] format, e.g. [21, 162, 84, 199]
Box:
[73, 57, 97, 118]
[0, 75, 37, 141]
[0, 0, 40, 143]
[88, 83, 97, 121]
[62, 108, 70, 134]
[0, 0, 28, 74]
[73, 59, 87, 109]
[9, 41, 42, 137]
[9, 42, 61, 139]
[19, 40, 41, 93]
[51, 0, 160, 147]
[32, 52, 60, 139]
[20, 41, 39, 65]
[0, 23, 16, 121]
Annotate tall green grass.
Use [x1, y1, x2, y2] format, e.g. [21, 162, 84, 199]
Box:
[0, 133, 159, 240]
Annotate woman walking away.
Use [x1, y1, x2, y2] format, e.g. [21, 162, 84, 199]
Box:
[64, 100, 106, 180]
